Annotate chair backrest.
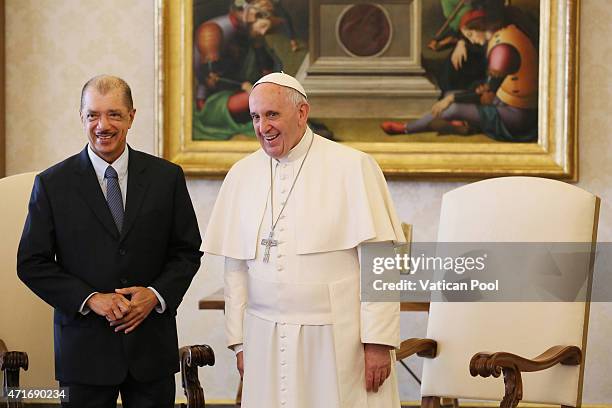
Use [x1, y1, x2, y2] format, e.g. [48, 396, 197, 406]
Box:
[421, 177, 599, 406]
[0, 172, 56, 389]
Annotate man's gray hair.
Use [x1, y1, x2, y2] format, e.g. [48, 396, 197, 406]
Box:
[80, 75, 134, 111]
[284, 86, 308, 109]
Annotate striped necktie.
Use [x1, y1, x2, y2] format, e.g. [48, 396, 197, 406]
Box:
[104, 165, 124, 233]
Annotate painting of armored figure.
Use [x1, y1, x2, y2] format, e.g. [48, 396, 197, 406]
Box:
[382, 0, 541, 143]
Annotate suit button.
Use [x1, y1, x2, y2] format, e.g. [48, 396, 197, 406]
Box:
[119, 248, 127, 256]
[120, 278, 128, 285]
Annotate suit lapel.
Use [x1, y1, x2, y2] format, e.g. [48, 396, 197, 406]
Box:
[120, 147, 149, 242]
[74, 147, 120, 239]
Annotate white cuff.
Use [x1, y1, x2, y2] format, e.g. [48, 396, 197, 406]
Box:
[79, 292, 98, 315]
[232, 344, 244, 355]
[148, 286, 167, 313]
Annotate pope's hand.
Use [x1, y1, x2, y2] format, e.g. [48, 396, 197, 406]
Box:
[86, 293, 131, 321]
[236, 351, 244, 378]
[110, 287, 158, 334]
[364, 343, 392, 392]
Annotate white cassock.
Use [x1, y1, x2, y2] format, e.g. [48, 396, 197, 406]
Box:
[203, 128, 405, 408]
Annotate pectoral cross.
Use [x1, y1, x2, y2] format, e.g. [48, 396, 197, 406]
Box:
[260, 231, 278, 263]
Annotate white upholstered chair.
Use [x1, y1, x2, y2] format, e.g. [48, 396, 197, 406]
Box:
[0, 172, 56, 398]
[399, 176, 600, 408]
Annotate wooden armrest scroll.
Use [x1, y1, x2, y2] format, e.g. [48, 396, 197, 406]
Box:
[0, 339, 29, 388]
[397, 338, 437, 360]
[180, 345, 215, 408]
[469, 345, 581, 408]
[1, 339, 29, 408]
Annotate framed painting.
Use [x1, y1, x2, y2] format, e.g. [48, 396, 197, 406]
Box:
[156, 0, 579, 180]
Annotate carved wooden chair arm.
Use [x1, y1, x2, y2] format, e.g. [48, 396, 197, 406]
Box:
[0, 338, 29, 379]
[470, 345, 581, 376]
[179, 345, 215, 408]
[397, 338, 438, 360]
[469, 345, 581, 408]
[1, 338, 29, 408]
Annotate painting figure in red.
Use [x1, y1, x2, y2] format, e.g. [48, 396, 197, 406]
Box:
[382, 8, 539, 142]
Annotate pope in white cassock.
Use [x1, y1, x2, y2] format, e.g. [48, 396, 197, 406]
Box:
[203, 72, 405, 407]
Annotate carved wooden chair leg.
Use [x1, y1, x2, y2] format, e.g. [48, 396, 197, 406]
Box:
[422, 396, 441, 408]
[180, 345, 215, 408]
[0, 339, 29, 408]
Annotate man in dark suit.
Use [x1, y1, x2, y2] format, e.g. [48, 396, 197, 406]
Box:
[17, 75, 203, 408]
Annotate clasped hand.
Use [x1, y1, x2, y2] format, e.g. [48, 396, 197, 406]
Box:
[86, 287, 158, 334]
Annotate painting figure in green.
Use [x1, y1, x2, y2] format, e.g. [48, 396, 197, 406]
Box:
[193, 0, 282, 140]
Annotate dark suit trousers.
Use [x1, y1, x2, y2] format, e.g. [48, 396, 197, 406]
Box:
[60, 373, 175, 408]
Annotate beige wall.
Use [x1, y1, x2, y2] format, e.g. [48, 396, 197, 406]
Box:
[4, 0, 611, 402]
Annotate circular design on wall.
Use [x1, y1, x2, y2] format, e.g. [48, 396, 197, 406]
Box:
[336, 3, 393, 58]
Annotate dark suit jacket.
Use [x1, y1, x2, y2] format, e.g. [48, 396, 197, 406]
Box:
[17, 145, 203, 385]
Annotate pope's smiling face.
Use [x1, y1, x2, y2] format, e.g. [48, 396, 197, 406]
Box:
[80, 88, 135, 163]
[249, 83, 309, 159]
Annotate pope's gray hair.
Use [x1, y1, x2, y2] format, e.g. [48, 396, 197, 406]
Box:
[284, 86, 308, 109]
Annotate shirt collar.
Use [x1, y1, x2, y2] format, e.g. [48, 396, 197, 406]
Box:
[87, 144, 129, 181]
[277, 127, 312, 164]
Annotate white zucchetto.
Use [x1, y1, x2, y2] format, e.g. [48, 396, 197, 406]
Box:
[252, 72, 307, 98]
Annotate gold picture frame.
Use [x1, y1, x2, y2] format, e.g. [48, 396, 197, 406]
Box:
[156, 0, 579, 180]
